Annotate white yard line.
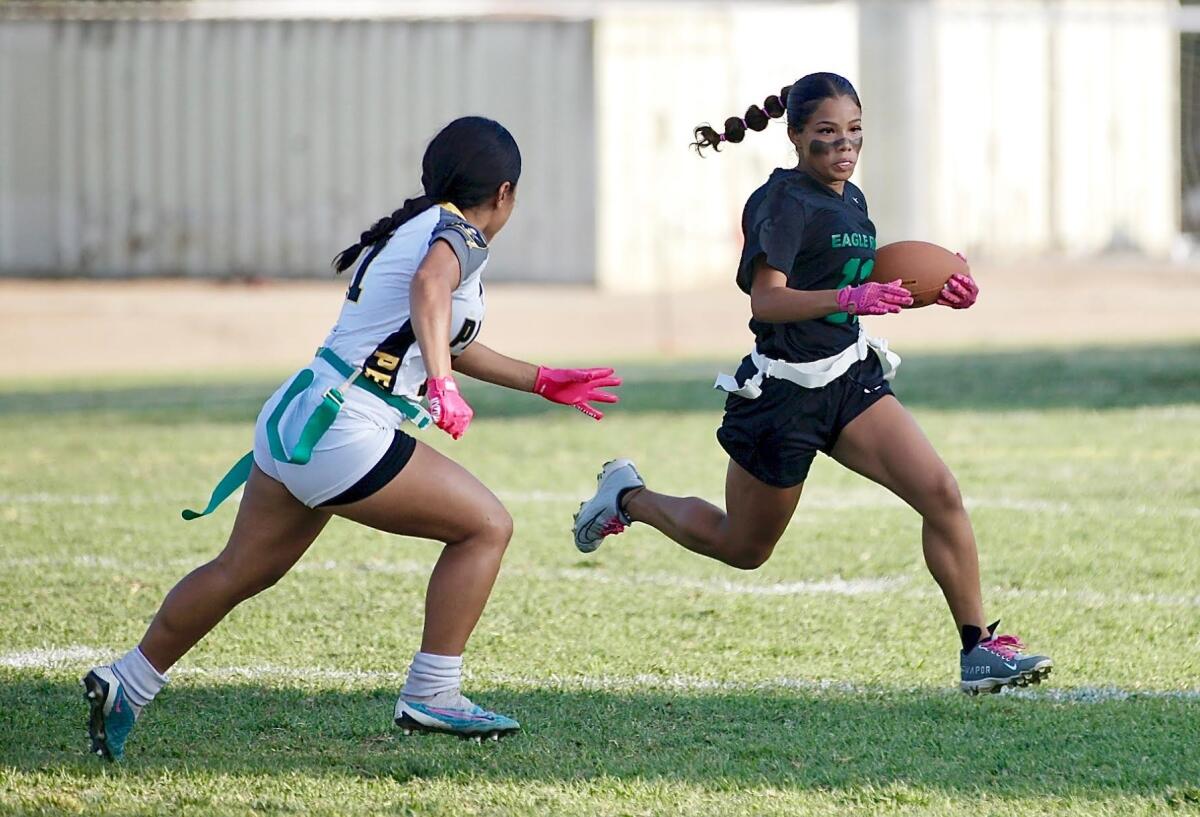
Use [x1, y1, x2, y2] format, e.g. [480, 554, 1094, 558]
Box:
[3, 646, 1196, 704]
[4, 553, 1198, 607]
[545, 569, 909, 597]
[0, 645, 113, 669]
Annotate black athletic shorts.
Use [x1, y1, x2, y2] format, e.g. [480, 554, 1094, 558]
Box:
[715, 354, 893, 488]
[318, 429, 417, 507]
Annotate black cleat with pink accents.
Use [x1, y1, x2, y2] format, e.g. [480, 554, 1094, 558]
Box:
[960, 623, 1052, 694]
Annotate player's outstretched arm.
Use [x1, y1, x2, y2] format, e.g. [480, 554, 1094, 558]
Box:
[453, 342, 621, 421]
[452, 342, 539, 391]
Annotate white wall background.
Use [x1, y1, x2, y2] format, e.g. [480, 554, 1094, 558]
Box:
[0, 17, 595, 281]
[0, 0, 1183, 289]
[594, 2, 860, 292]
[912, 0, 1178, 258]
[596, 0, 1180, 291]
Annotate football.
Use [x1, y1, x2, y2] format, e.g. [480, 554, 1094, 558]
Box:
[868, 240, 970, 308]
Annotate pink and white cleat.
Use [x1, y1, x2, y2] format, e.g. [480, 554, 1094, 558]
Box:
[572, 459, 643, 553]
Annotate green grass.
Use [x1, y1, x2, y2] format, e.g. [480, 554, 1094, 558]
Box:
[2, 343, 1199, 816]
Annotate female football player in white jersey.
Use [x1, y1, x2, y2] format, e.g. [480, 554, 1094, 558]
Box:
[83, 117, 621, 759]
[573, 74, 1052, 695]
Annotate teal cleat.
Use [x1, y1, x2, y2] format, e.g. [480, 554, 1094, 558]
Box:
[82, 667, 137, 761]
[395, 692, 520, 742]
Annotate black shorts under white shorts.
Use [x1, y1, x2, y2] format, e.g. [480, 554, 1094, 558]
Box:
[317, 429, 417, 507]
[715, 354, 894, 489]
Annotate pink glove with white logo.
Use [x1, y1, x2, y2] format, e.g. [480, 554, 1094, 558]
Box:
[534, 366, 622, 420]
[937, 257, 978, 308]
[425, 375, 473, 440]
[836, 280, 913, 315]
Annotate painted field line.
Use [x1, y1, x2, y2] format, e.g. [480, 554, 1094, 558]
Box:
[4, 552, 1198, 607]
[0, 645, 113, 669]
[4, 646, 1197, 705]
[546, 569, 908, 597]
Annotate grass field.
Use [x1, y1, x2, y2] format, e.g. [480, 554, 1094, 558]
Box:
[2, 343, 1199, 816]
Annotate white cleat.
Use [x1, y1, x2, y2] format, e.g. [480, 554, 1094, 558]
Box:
[572, 458, 644, 553]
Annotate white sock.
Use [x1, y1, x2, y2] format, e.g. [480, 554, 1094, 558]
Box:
[401, 651, 462, 700]
[111, 646, 168, 710]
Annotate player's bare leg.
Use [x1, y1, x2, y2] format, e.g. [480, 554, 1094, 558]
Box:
[329, 440, 519, 739]
[574, 456, 802, 570]
[830, 394, 1051, 692]
[85, 465, 330, 760]
[623, 461, 802, 570]
[329, 441, 512, 658]
[830, 395, 983, 630]
[140, 466, 332, 670]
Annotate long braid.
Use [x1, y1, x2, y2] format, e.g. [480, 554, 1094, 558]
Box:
[332, 195, 433, 273]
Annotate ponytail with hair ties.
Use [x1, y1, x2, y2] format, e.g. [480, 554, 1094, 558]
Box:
[691, 86, 791, 156]
[692, 73, 862, 157]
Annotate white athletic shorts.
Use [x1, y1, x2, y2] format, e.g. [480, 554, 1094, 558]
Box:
[252, 361, 414, 508]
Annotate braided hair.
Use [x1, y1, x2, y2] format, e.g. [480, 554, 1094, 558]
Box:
[691, 72, 861, 156]
[333, 116, 522, 272]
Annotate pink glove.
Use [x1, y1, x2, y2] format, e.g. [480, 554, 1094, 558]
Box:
[534, 366, 622, 420]
[937, 271, 978, 309]
[836, 280, 913, 315]
[426, 376, 473, 440]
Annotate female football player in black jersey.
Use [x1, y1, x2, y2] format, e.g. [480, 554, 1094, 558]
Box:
[574, 73, 1052, 694]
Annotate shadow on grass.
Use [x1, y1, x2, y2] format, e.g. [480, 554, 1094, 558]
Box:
[2, 342, 1199, 423]
[3, 674, 1198, 802]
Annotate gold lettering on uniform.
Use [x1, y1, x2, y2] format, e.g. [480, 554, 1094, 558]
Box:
[363, 367, 392, 389]
[372, 351, 401, 371]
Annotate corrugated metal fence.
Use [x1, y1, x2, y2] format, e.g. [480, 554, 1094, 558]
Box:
[0, 18, 595, 281]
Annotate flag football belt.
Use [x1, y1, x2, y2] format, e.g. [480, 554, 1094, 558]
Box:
[181, 347, 431, 521]
[714, 328, 901, 399]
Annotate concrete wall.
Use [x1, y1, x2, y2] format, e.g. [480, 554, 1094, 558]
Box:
[594, 2, 860, 293]
[858, 0, 1178, 257]
[0, 17, 595, 281]
[0, 0, 1182, 289]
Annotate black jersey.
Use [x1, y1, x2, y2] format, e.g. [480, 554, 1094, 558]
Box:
[736, 168, 877, 363]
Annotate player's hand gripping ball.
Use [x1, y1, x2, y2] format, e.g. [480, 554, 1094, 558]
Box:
[534, 366, 622, 420]
[868, 241, 975, 308]
[426, 375, 473, 439]
[936, 255, 978, 309]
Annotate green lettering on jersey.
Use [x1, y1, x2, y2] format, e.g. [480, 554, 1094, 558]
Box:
[831, 232, 875, 250]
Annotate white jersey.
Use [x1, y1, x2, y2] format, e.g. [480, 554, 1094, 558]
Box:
[318, 203, 489, 424]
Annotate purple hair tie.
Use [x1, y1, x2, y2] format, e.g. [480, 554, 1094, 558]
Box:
[719, 134, 728, 142]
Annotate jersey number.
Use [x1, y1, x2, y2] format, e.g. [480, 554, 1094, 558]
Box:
[824, 258, 874, 325]
[346, 242, 387, 303]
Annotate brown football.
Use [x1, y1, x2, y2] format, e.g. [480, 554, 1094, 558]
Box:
[868, 241, 969, 308]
